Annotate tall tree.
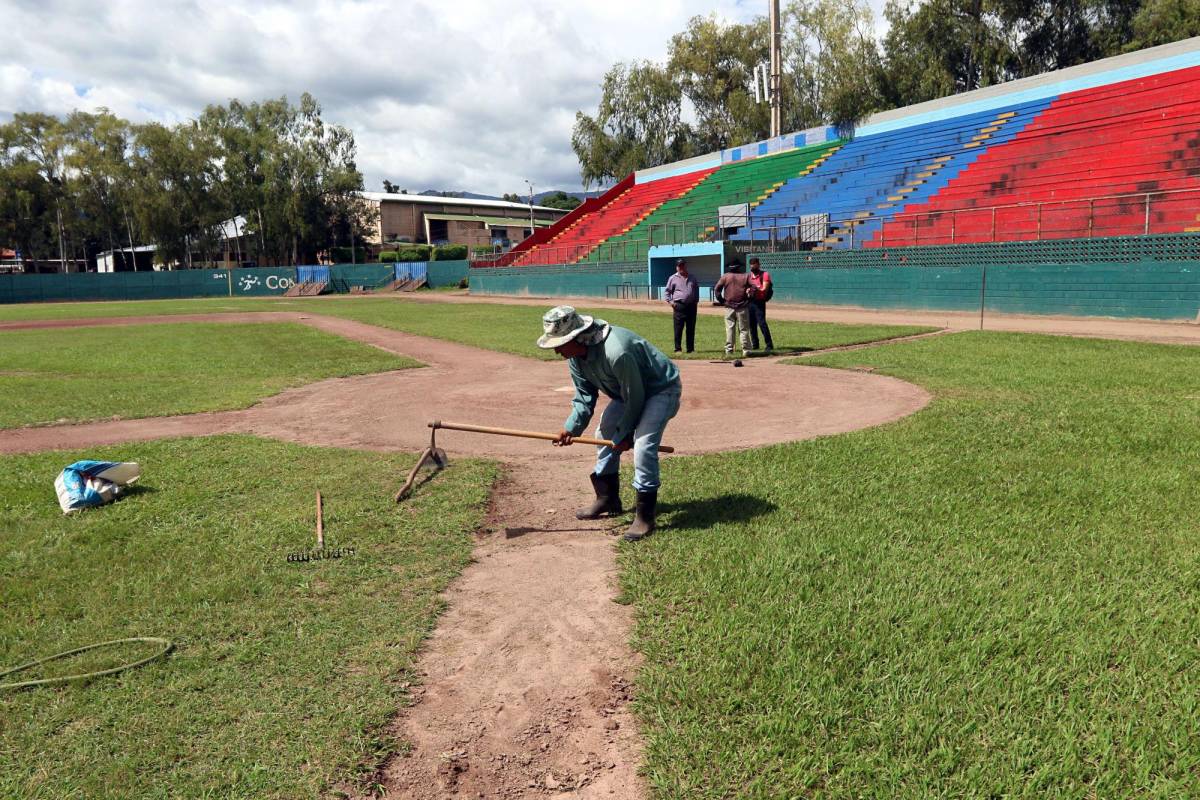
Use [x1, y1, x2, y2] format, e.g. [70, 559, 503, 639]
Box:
[995, 0, 1142, 73]
[130, 120, 222, 268]
[785, 0, 885, 133]
[880, 0, 1015, 106]
[1128, 0, 1200, 49]
[1, 113, 73, 269]
[0, 129, 57, 268]
[63, 110, 141, 268]
[201, 94, 368, 266]
[571, 61, 689, 187]
[668, 14, 770, 151]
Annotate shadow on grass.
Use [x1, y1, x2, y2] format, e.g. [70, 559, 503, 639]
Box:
[662, 492, 777, 531]
[689, 347, 819, 362]
[120, 484, 158, 499]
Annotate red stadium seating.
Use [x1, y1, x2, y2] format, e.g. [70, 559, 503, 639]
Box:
[511, 169, 715, 265]
[872, 65, 1200, 247]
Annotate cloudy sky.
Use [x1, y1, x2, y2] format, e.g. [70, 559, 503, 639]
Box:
[1, 0, 881, 196]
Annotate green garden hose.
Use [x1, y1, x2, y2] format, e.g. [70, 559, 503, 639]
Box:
[0, 637, 173, 691]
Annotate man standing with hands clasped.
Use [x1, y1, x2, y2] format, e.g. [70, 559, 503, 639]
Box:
[539, 306, 682, 541]
[664, 258, 699, 354]
[747, 257, 775, 352]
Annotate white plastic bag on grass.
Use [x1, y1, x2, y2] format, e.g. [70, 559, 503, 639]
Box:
[55, 461, 141, 514]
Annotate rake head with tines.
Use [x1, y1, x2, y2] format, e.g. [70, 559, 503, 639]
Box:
[287, 491, 356, 563]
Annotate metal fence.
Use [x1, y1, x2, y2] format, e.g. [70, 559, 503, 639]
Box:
[736, 187, 1200, 253]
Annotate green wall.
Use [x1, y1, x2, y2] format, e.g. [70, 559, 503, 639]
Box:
[468, 235, 1200, 321]
[427, 260, 470, 288]
[471, 262, 646, 298]
[0, 260, 472, 305]
[327, 264, 392, 291]
[758, 236, 1200, 320]
[0, 270, 233, 304]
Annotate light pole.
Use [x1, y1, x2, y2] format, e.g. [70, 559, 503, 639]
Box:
[524, 179, 535, 238]
[769, 0, 782, 138]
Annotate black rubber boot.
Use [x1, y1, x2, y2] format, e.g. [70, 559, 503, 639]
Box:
[623, 490, 657, 541]
[576, 472, 623, 520]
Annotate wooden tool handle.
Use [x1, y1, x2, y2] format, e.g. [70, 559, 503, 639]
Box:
[429, 420, 675, 453]
[316, 491, 324, 549]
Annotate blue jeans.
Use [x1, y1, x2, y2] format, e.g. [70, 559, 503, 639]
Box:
[593, 384, 682, 492]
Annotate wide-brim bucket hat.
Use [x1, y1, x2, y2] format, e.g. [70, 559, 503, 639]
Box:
[537, 305, 609, 349]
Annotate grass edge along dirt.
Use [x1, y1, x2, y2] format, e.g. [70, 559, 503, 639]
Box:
[0, 321, 418, 429]
[620, 330, 1200, 798]
[0, 295, 936, 362]
[0, 435, 498, 799]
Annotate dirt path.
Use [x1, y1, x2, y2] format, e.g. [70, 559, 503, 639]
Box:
[365, 457, 649, 799]
[0, 313, 930, 799]
[388, 290, 1200, 347]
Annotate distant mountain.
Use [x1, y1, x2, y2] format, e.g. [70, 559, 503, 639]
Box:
[534, 190, 602, 203]
[411, 189, 604, 204]
[417, 190, 500, 200]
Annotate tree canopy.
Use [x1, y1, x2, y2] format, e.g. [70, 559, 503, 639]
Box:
[572, 0, 1195, 185]
[0, 94, 374, 270]
[538, 191, 583, 211]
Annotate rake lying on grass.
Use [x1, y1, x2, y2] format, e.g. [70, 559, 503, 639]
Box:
[287, 491, 355, 563]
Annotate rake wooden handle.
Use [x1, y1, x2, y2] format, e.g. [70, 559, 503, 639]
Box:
[316, 491, 324, 549]
[429, 420, 675, 453]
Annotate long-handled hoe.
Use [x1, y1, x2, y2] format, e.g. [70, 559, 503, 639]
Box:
[394, 419, 674, 502]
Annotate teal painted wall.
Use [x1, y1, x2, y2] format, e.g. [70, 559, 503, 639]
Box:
[0, 260, 474, 305]
[472, 262, 645, 298]
[983, 262, 1199, 319]
[470, 235, 1200, 321]
[327, 263, 392, 291]
[0, 270, 234, 304]
[228, 268, 302, 296]
[427, 260, 470, 288]
[762, 262, 984, 312]
[761, 261, 1200, 319]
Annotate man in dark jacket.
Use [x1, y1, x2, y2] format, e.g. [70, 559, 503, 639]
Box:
[663, 258, 699, 354]
[713, 260, 753, 356]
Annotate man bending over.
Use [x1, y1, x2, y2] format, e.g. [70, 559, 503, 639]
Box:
[539, 306, 682, 541]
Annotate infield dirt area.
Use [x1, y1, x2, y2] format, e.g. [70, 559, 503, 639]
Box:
[0, 312, 930, 799]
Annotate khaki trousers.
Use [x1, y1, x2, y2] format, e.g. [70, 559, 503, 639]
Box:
[724, 306, 751, 354]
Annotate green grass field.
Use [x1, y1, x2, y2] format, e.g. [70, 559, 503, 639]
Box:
[0, 436, 497, 799]
[0, 295, 935, 360]
[622, 331, 1200, 798]
[301, 298, 933, 360]
[0, 297, 282, 321]
[0, 322, 416, 428]
[7, 295, 1198, 797]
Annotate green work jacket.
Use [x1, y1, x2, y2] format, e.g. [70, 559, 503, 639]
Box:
[564, 325, 681, 444]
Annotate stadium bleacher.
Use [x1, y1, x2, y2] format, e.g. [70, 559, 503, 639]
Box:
[732, 99, 1051, 249]
[493, 47, 1200, 268]
[511, 169, 715, 266]
[578, 140, 842, 263]
[871, 65, 1200, 246]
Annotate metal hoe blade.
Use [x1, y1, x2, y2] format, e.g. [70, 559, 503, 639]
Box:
[395, 426, 449, 502]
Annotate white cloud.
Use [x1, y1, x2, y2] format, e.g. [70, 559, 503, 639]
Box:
[0, 0, 836, 194]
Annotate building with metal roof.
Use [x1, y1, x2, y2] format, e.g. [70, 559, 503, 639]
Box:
[357, 192, 567, 251]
